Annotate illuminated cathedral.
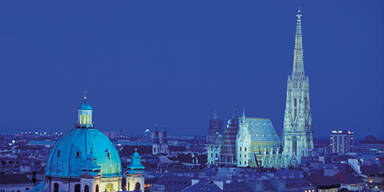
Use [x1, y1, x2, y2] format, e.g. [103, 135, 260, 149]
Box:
[31, 96, 145, 192]
[209, 8, 314, 168]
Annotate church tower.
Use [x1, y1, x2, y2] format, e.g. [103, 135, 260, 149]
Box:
[126, 148, 145, 192]
[283, 8, 314, 167]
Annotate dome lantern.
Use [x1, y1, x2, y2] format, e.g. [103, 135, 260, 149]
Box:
[78, 95, 93, 128]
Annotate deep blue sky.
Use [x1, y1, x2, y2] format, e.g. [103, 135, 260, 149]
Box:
[0, 0, 382, 139]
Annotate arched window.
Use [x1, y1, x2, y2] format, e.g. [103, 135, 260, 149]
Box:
[135, 182, 141, 191]
[74, 184, 81, 192]
[96, 185, 99, 192]
[54, 183, 59, 192]
[106, 183, 113, 192]
[84, 185, 89, 192]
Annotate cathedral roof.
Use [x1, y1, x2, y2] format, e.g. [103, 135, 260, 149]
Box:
[45, 128, 122, 178]
[245, 118, 280, 145]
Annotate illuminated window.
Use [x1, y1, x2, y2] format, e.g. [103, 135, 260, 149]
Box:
[106, 183, 113, 192]
[83, 114, 86, 125]
[88, 114, 91, 125]
[79, 114, 82, 125]
[369, 179, 373, 183]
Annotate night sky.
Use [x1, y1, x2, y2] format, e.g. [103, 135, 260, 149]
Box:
[0, 0, 382, 139]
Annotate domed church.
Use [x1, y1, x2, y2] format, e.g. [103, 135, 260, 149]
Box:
[32, 96, 127, 192]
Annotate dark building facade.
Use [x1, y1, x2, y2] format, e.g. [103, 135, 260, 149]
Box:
[207, 112, 224, 165]
[207, 112, 224, 144]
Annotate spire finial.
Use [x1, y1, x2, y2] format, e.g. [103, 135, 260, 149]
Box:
[296, 7, 302, 21]
[213, 109, 218, 120]
[83, 90, 87, 102]
[242, 106, 246, 122]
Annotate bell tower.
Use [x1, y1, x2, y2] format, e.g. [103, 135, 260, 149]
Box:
[126, 148, 145, 192]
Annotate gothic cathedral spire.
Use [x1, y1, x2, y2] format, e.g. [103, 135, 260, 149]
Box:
[293, 8, 304, 76]
[282, 8, 314, 167]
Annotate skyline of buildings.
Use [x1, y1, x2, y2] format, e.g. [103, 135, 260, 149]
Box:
[0, 3, 382, 191]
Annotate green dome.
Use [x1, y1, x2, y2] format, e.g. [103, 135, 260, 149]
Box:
[45, 128, 122, 178]
[79, 103, 92, 110]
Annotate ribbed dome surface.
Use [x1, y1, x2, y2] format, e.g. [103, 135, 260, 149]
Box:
[45, 128, 122, 178]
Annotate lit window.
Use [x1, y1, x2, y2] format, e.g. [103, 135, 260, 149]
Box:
[88, 114, 91, 124]
[83, 114, 86, 125]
